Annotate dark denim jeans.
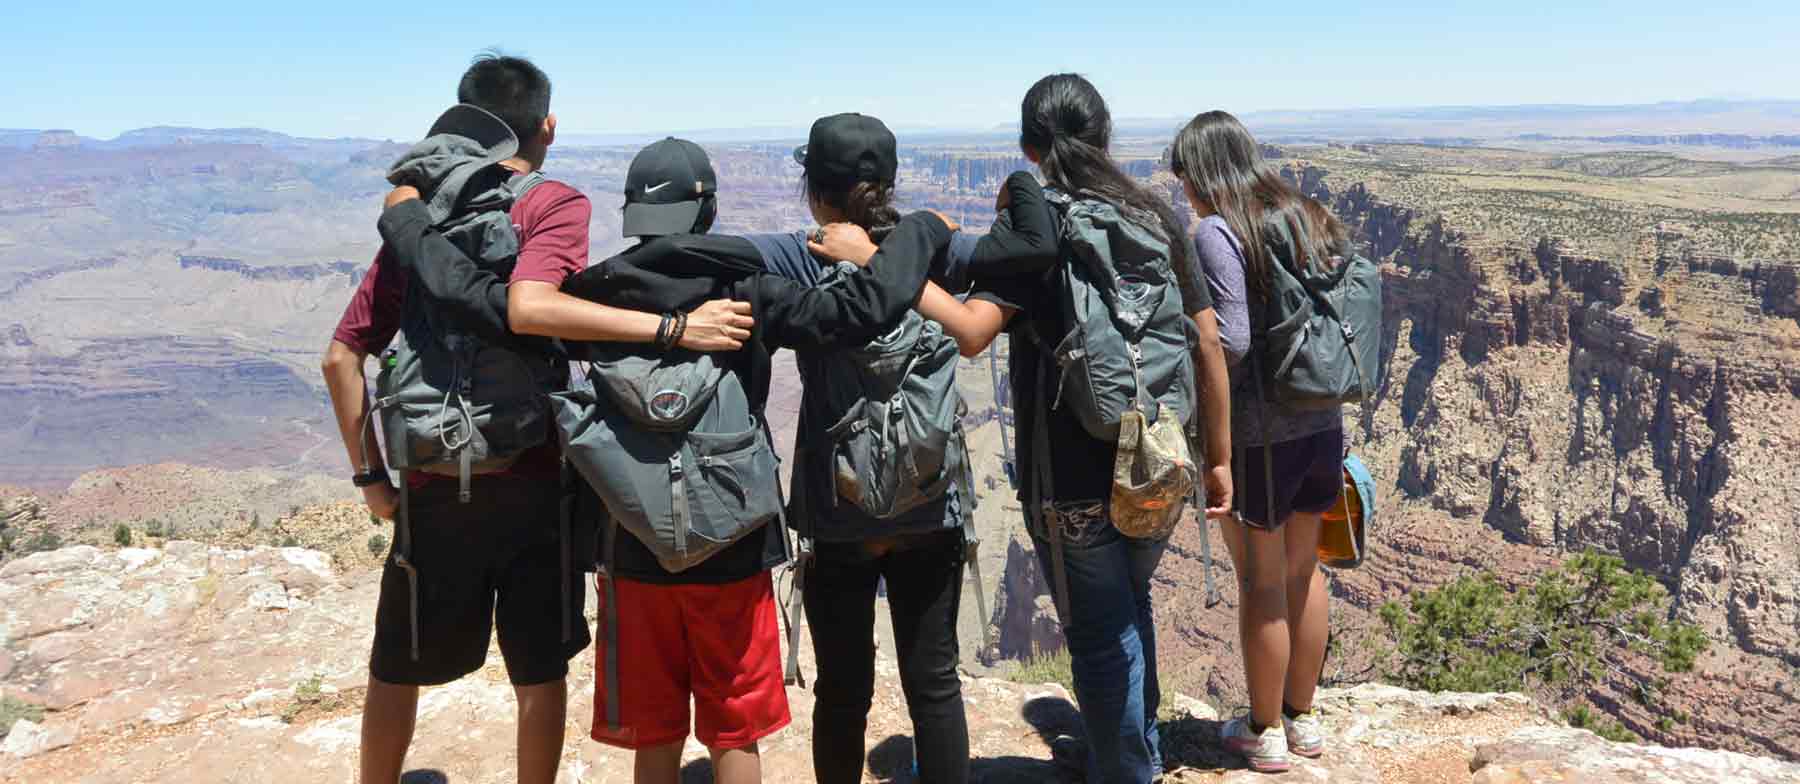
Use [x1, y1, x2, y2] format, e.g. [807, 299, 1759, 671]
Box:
[1033, 521, 1168, 784]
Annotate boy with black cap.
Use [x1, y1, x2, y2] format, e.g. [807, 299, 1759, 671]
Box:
[323, 55, 754, 784]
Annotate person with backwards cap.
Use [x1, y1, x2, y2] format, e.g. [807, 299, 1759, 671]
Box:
[741, 112, 1059, 784]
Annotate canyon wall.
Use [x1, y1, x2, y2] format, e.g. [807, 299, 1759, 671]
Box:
[985, 160, 1800, 760]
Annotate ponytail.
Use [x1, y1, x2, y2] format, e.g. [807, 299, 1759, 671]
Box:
[1021, 73, 1197, 304]
[803, 177, 900, 239]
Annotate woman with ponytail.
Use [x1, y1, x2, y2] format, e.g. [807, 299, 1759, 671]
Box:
[1169, 110, 1349, 773]
[815, 75, 1235, 783]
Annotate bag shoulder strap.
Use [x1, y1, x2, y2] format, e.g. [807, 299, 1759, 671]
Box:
[1031, 357, 1073, 628]
[506, 170, 548, 202]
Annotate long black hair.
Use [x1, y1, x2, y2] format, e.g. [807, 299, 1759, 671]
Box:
[1020, 73, 1195, 291]
[1169, 110, 1347, 300]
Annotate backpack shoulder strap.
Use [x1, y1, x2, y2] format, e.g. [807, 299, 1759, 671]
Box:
[506, 170, 549, 202]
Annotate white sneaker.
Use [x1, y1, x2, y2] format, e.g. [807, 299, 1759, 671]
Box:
[1221, 714, 1291, 773]
[1283, 708, 1324, 758]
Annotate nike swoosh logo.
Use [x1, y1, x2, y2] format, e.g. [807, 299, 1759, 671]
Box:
[643, 181, 672, 194]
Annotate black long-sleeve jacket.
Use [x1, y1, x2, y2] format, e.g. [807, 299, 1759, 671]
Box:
[378, 203, 952, 581]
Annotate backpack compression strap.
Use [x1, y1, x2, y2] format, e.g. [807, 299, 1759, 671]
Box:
[1033, 357, 1074, 628]
[959, 428, 994, 653]
[393, 472, 421, 662]
[599, 513, 621, 734]
[558, 459, 575, 645]
[771, 419, 808, 689]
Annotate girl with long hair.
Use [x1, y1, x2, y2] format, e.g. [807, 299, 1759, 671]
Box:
[817, 75, 1235, 783]
[1168, 109, 1350, 773]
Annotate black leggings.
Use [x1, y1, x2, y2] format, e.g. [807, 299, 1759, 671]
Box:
[803, 528, 969, 784]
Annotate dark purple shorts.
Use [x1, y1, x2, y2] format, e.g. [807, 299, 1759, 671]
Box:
[1234, 428, 1345, 529]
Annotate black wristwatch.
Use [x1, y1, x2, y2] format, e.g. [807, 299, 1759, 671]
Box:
[352, 469, 389, 488]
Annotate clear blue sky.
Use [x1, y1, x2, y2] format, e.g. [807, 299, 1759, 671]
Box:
[4, 0, 1796, 140]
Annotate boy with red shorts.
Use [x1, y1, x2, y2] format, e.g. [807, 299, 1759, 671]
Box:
[586, 138, 794, 784]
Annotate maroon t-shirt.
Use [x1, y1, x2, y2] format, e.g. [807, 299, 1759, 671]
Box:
[333, 176, 592, 481]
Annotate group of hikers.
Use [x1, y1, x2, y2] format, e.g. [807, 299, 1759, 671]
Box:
[322, 52, 1377, 784]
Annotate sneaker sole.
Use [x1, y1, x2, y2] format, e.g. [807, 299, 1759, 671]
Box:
[1248, 758, 1293, 773]
[1290, 744, 1323, 759]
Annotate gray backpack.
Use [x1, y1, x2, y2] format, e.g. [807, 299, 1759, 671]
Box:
[371, 172, 561, 501]
[803, 261, 968, 520]
[1028, 190, 1199, 629]
[1036, 189, 1197, 441]
[1257, 216, 1382, 409]
[364, 167, 569, 666]
[554, 351, 785, 735]
[781, 262, 990, 688]
[554, 353, 783, 573]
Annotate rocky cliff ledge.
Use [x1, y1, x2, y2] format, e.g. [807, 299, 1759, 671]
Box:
[4, 544, 1797, 783]
[1299, 154, 1799, 758]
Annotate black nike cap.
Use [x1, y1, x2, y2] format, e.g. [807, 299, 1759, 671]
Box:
[793, 113, 897, 188]
[623, 137, 718, 238]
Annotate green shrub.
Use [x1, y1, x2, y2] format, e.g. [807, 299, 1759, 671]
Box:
[1566, 704, 1639, 743]
[279, 673, 342, 724]
[0, 695, 44, 738]
[367, 534, 388, 557]
[23, 531, 61, 554]
[1009, 645, 1076, 696]
[1380, 551, 1707, 743]
[281, 536, 300, 548]
[249, 512, 260, 531]
[1, 532, 14, 553]
[113, 523, 133, 547]
[145, 519, 165, 538]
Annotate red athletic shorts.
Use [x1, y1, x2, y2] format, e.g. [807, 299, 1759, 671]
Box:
[590, 571, 791, 750]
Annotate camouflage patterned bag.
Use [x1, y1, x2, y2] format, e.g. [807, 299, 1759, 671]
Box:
[1110, 402, 1196, 539]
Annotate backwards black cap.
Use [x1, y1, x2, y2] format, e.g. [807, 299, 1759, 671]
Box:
[793, 113, 897, 188]
[623, 137, 718, 238]
[425, 103, 520, 161]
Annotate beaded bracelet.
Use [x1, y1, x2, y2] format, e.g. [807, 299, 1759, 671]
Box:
[653, 313, 673, 350]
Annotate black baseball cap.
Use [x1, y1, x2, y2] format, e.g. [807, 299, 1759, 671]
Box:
[426, 103, 519, 162]
[793, 113, 897, 188]
[623, 137, 717, 237]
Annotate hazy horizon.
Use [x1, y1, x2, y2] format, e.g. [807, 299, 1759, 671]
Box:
[11, 97, 1799, 148]
[8, 1, 1800, 140]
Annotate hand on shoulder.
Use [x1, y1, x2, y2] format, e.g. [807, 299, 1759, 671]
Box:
[808, 223, 878, 267]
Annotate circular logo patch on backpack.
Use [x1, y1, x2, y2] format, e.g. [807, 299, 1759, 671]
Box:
[649, 390, 689, 422]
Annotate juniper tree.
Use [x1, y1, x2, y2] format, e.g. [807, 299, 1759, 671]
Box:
[1379, 550, 1708, 741]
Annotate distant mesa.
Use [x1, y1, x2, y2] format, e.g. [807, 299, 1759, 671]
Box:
[177, 255, 361, 282]
[33, 130, 81, 149]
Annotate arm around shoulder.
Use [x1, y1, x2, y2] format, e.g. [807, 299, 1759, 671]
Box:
[761, 211, 952, 350]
